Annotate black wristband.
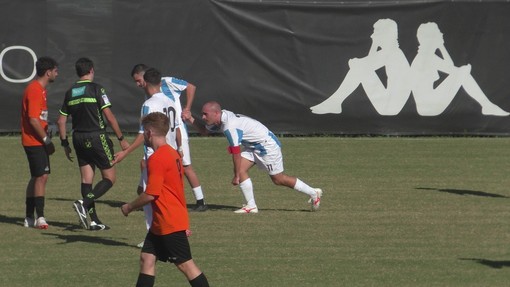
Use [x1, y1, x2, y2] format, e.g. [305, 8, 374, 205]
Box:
[61, 138, 69, 147]
[117, 135, 124, 141]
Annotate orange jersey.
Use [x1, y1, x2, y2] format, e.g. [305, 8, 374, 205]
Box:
[21, 80, 48, 146]
[145, 144, 188, 235]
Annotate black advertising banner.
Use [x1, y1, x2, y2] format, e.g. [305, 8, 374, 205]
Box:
[208, 0, 510, 135]
[1, 0, 510, 135]
[0, 1, 47, 133]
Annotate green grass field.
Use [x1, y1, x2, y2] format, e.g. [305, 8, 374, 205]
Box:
[1, 136, 509, 286]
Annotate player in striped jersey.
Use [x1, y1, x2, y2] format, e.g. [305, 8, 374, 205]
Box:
[114, 68, 182, 246]
[184, 101, 323, 213]
[126, 64, 207, 212]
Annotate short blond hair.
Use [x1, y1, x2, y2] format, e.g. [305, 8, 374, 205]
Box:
[142, 112, 169, 136]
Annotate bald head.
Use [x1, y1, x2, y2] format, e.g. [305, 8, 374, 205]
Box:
[201, 101, 223, 126]
[203, 101, 221, 112]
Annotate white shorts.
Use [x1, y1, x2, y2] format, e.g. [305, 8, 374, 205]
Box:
[144, 128, 193, 166]
[180, 127, 192, 166]
[241, 138, 284, 175]
[180, 137, 192, 166]
[138, 164, 148, 190]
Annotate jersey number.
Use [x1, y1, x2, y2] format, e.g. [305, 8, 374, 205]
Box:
[162, 106, 177, 132]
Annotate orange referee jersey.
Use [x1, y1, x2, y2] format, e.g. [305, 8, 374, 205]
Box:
[145, 144, 189, 235]
[21, 80, 48, 146]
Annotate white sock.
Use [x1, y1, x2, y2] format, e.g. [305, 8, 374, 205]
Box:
[293, 178, 316, 197]
[192, 186, 204, 201]
[239, 178, 256, 207]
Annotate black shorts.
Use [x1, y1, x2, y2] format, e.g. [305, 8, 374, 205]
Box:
[24, 145, 50, 177]
[72, 131, 114, 169]
[141, 231, 192, 264]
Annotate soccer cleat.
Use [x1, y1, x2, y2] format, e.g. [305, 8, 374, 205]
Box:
[137, 240, 144, 248]
[89, 221, 110, 231]
[35, 217, 49, 229]
[234, 205, 259, 214]
[189, 204, 208, 212]
[73, 200, 89, 229]
[310, 188, 323, 211]
[24, 217, 35, 228]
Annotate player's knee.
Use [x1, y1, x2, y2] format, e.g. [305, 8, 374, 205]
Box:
[176, 259, 201, 279]
[270, 174, 286, 186]
[271, 173, 295, 187]
[107, 177, 116, 185]
[34, 173, 49, 185]
[184, 164, 194, 174]
[103, 174, 116, 185]
[139, 253, 155, 273]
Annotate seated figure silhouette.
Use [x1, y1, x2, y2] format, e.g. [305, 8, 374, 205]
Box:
[310, 18, 411, 115]
[410, 22, 509, 116]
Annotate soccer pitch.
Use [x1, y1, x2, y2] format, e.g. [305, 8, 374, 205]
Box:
[0, 136, 509, 286]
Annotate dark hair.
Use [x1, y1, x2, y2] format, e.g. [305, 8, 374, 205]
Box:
[142, 112, 169, 136]
[36, 57, 58, 77]
[75, 57, 94, 77]
[131, 63, 149, 77]
[143, 68, 162, 86]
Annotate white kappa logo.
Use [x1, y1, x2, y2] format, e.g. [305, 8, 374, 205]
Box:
[310, 19, 509, 117]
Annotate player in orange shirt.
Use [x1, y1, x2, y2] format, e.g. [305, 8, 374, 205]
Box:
[21, 56, 58, 229]
[121, 112, 209, 287]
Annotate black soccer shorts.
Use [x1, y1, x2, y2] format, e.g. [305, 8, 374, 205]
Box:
[24, 145, 50, 177]
[72, 131, 115, 169]
[141, 231, 193, 264]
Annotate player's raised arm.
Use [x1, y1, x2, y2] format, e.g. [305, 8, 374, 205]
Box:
[182, 82, 196, 115]
[182, 110, 210, 136]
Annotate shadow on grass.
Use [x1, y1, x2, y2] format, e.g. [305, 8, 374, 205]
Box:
[187, 204, 311, 213]
[187, 203, 237, 212]
[50, 199, 307, 212]
[0, 214, 71, 229]
[259, 207, 313, 212]
[0, 214, 137, 248]
[53, 199, 302, 212]
[459, 258, 510, 269]
[416, 187, 508, 198]
[50, 197, 125, 208]
[0, 214, 77, 229]
[42, 232, 135, 247]
[0, 214, 24, 226]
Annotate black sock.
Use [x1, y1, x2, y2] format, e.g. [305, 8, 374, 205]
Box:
[92, 179, 113, 200]
[88, 204, 99, 222]
[189, 273, 209, 287]
[82, 179, 112, 207]
[81, 183, 92, 198]
[80, 183, 99, 221]
[136, 273, 155, 287]
[34, 196, 45, 218]
[25, 197, 35, 218]
[81, 183, 93, 207]
[89, 179, 112, 222]
[196, 199, 205, 206]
